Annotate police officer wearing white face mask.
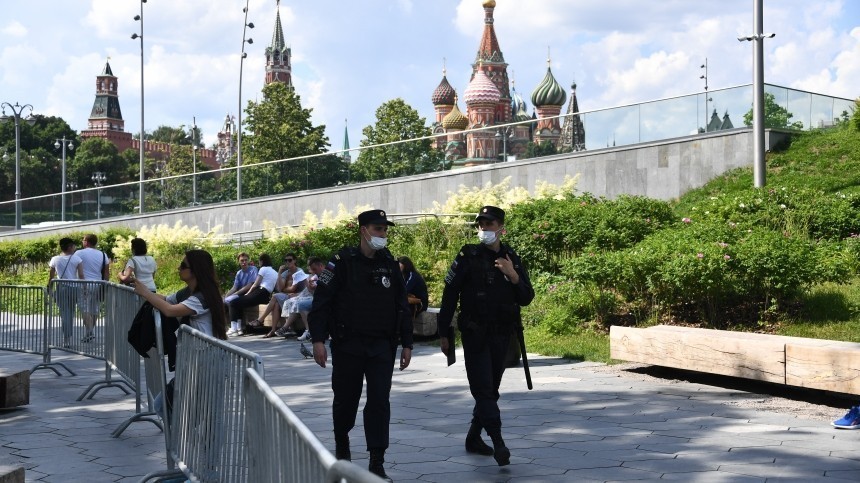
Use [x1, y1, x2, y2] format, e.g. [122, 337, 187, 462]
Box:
[308, 209, 413, 481]
[438, 205, 535, 466]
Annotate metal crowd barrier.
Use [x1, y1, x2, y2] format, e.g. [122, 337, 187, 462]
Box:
[243, 369, 385, 483]
[0, 284, 73, 375]
[73, 281, 137, 401]
[112, 299, 164, 438]
[142, 324, 264, 483]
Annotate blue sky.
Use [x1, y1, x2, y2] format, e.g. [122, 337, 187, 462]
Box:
[1, 0, 858, 150]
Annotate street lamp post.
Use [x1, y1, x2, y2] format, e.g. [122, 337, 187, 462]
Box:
[237, 1, 254, 201]
[67, 181, 78, 220]
[91, 172, 106, 219]
[54, 137, 74, 222]
[190, 116, 198, 205]
[132, 0, 147, 213]
[0, 102, 36, 230]
[700, 58, 712, 132]
[495, 127, 513, 162]
[738, 0, 775, 188]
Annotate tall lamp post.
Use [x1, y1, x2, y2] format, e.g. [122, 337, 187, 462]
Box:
[0, 102, 36, 230]
[738, 0, 775, 188]
[237, 1, 254, 201]
[67, 181, 78, 220]
[91, 172, 106, 219]
[190, 116, 198, 205]
[54, 137, 74, 222]
[495, 127, 513, 162]
[700, 58, 712, 132]
[132, 0, 147, 213]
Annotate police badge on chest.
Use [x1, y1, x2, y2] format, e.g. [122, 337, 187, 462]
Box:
[372, 267, 392, 288]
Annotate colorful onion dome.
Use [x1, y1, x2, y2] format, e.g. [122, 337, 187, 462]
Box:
[531, 66, 567, 107]
[442, 99, 468, 130]
[464, 69, 501, 106]
[432, 75, 456, 106]
[510, 85, 528, 119]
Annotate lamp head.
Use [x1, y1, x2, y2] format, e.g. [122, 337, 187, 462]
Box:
[132, 33, 140, 40]
[134, 14, 141, 20]
[25, 114, 36, 126]
[247, 22, 254, 28]
[54, 141, 60, 149]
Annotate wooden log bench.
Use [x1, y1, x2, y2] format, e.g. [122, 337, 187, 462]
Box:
[0, 369, 30, 408]
[610, 325, 860, 395]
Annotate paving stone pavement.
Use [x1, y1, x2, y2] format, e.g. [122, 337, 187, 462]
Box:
[2, 337, 860, 482]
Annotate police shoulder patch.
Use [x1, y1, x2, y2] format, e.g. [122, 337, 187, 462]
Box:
[319, 269, 335, 285]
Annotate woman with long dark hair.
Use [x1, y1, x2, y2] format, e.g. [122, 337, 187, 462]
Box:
[133, 249, 227, 340]
[398, 256, 428, 318]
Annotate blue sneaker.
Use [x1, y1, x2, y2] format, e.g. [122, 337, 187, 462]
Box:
[832, 406, 860, 429]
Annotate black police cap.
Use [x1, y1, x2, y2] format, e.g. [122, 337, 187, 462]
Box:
[475, 205, 505, 224]
[357, 209, 395, 226]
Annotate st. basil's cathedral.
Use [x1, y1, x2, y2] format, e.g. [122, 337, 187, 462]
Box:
[431, 0, 585, 167]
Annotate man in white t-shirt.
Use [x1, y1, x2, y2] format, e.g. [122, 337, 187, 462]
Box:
[76, 233, 110, 342]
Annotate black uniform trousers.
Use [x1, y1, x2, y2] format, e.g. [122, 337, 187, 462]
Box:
[462, 327, 510, 437]
[330, 336, 396, 451]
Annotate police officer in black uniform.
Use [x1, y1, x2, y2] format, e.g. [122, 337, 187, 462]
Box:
[438, 205, 534, 466]
[309, 209, 413, 481]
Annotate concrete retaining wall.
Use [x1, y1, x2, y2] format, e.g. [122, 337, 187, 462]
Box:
[1, 128, 761, 241]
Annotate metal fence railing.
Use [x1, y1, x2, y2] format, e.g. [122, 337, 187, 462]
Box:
[111, 296, 163, 438]
[0, 284, 73, 375]
[165, 325, 264, 482]
[243, 368, 385, 483]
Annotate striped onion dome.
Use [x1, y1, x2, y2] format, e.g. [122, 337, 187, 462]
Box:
[464, 69, 500, 106]
[442, 99, 468, 130]
[432, 75, 456, 105]
[510, 85, 529, 121]
[531, 66, 567, 107]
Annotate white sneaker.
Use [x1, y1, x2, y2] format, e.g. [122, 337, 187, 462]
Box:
[226, 328, 237, 336]
[297, 330, 311, 341]
[236, 329, 244, 336]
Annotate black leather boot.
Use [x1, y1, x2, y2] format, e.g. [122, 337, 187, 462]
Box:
[368, 449, 392, 482]
[334, 434, 351, 461]
[465, 419, 494, 456]
[490, 434, 510, 466]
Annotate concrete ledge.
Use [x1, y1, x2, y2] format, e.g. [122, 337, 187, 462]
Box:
[610, 325, 860, 395]
[0, 370, 30, 408]
[0, 466, 23, 483]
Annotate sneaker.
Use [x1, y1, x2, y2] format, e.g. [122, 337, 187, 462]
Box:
[236, 329, 244, 336]
[297, 330, 311, 342]
[226, 328, 238, 336]
[274, 327, 289, 337]
[81, 334, 95, 343]
[833, 406, 860, 429]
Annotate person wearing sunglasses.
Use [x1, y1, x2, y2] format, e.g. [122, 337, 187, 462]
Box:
[133, 249, 227, 339]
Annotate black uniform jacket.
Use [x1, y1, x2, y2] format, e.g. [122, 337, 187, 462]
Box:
[438, 243, 535, 340]
[308, 246, 413, 349]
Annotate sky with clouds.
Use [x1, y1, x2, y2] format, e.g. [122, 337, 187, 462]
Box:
[1, 0, 858, 150]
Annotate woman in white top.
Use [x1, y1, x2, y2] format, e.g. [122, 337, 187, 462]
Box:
[227, 253, 277, 336]
[133, 249, 227, 339]
[48, 237, 85, 346]
[118, 237, 158, 291]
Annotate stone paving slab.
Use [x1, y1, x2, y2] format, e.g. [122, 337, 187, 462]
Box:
[2, 337, 860, 482]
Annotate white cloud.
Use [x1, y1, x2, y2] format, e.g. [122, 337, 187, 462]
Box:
[1, 21, 27, 37]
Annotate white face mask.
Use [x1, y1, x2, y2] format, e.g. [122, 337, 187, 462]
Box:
[477, 229, 498, 245]
[364, 229, 388, 250]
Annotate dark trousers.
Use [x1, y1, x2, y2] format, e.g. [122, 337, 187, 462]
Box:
[227, 287, 270, 321]
[462, 330, 510, 437]
[330, 337, 396, 451]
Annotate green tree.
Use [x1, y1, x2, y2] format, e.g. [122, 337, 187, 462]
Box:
[147, 124, 204, 147]
[0, 115, 77, 203]
[351, 99, 440, 182]
[743, 92, 804, 129]
[242, 82, 340, 196]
